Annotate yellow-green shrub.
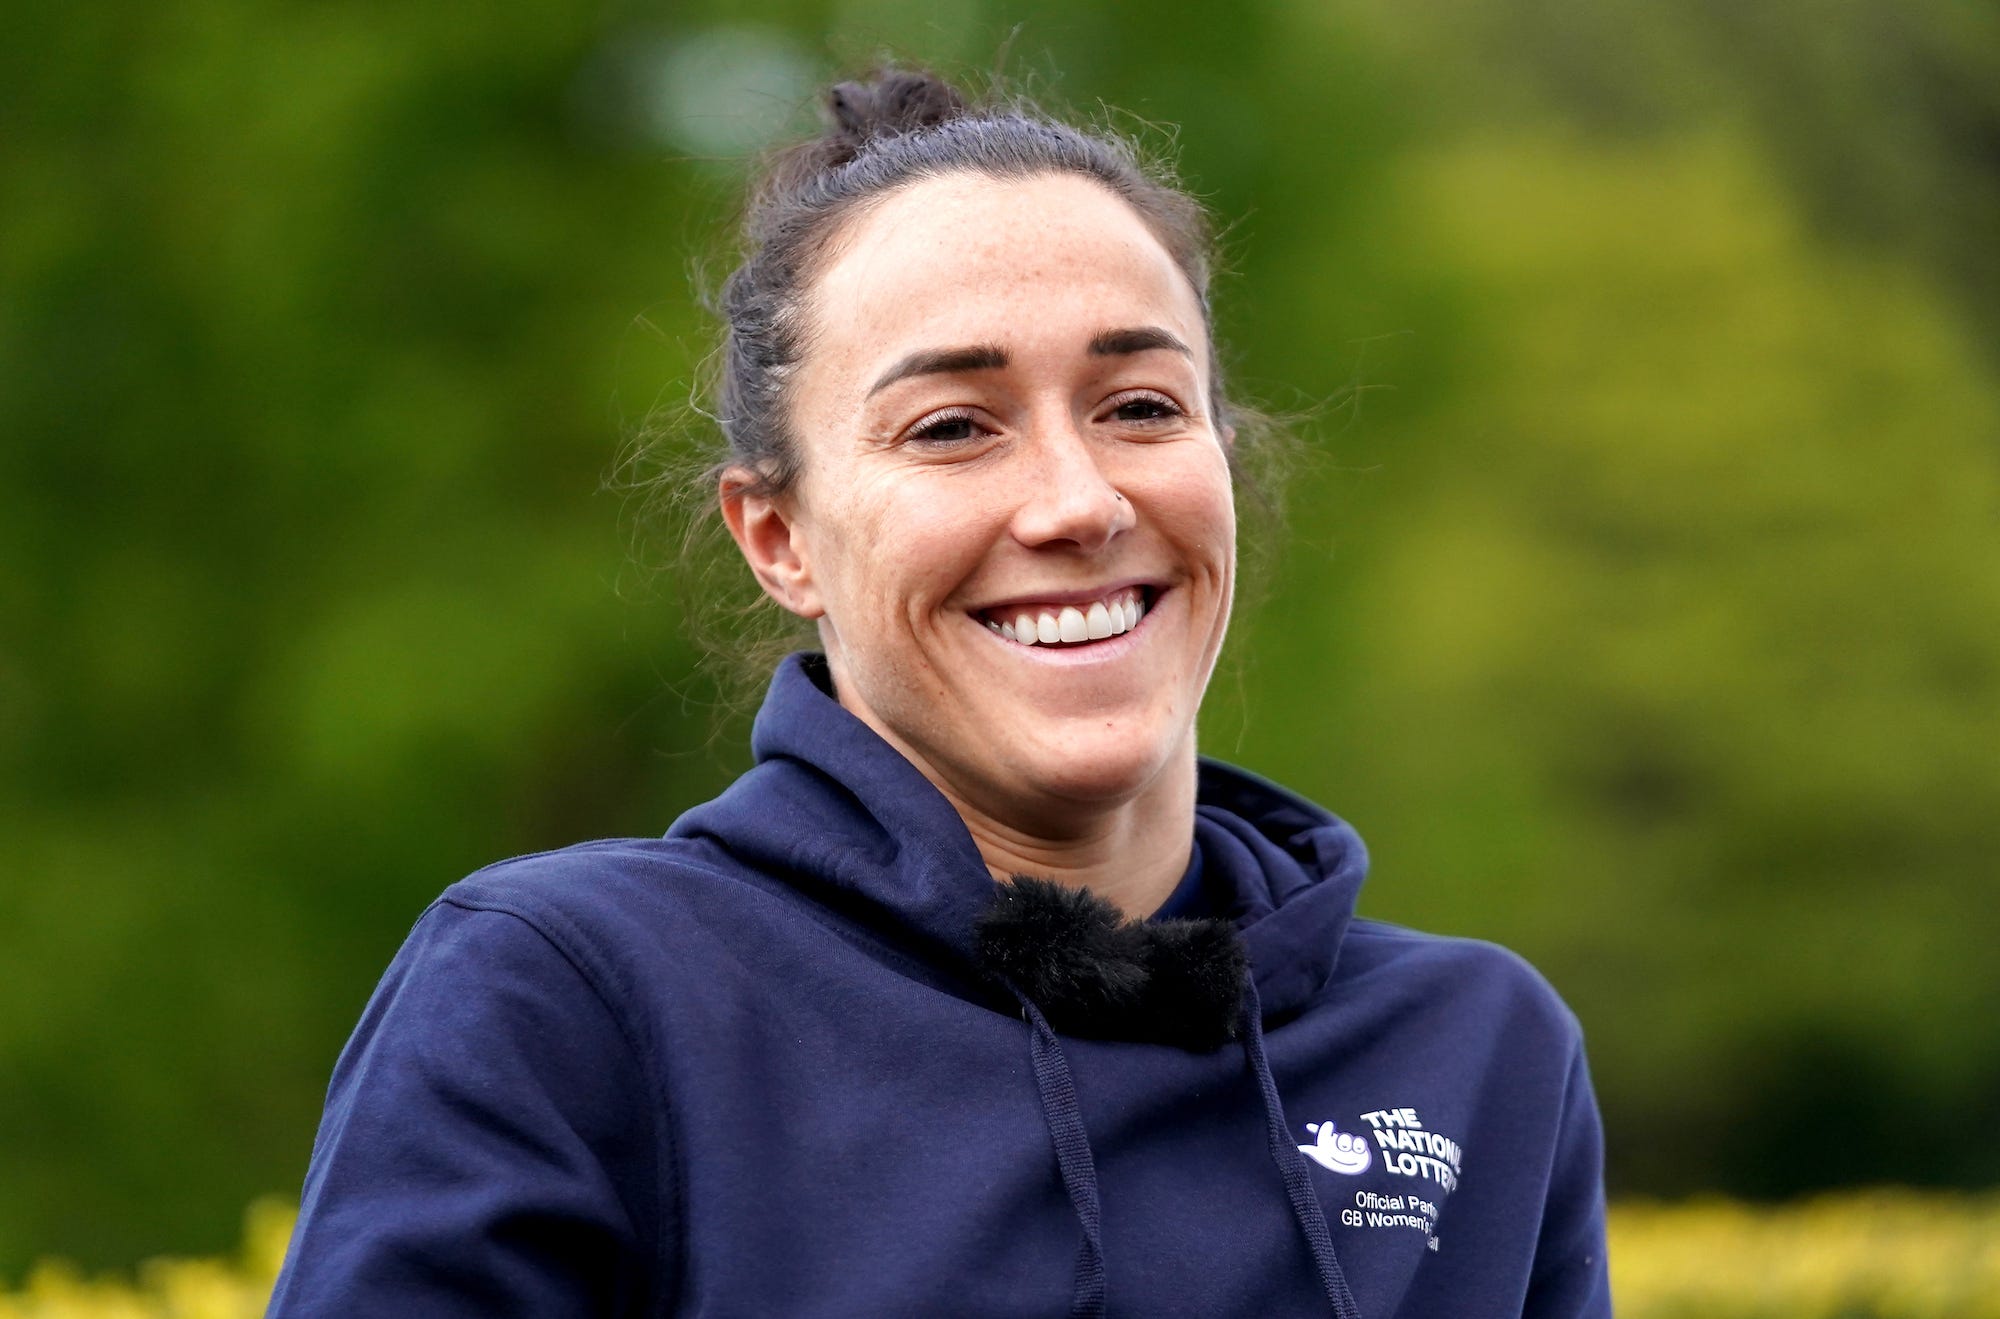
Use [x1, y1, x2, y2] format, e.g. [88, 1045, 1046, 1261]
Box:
[1610, 1189, 2000, 1318]
[3, 1191, 1996, 1316]
[0, 1200, 291, 1319]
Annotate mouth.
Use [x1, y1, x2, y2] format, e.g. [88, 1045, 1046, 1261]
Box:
[974, 586, 1152, 649]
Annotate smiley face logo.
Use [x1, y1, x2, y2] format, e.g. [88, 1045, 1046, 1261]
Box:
[1299, 1121, 1372, 1175]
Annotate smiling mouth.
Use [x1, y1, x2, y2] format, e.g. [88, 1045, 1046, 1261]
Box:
[977, 587, 1150, 648]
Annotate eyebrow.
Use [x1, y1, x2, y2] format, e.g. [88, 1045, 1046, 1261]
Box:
[866, 344, 1007, 398]
[1087, 325, 1191, 359]
[863, 326, 1192, 398]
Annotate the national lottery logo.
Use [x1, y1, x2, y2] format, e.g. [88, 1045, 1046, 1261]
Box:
[1297, 1120, 1372, 1175]
[1359, 1107, 1464, 1193]
[1313, 1106, 1466, 1255]
[1300, 1108, 1466, 1193]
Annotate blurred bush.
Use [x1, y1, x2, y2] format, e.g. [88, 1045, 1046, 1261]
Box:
[5, 1194, 1997, 1317]
[1608, 1191, 2000, 1318]
[0, 1200, 290, 1319]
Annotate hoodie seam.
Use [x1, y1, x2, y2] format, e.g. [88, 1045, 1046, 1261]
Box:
[436, 893, 682, 1318]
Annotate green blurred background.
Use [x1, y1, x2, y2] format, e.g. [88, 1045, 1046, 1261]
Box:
[4, 0, 1998, 1278]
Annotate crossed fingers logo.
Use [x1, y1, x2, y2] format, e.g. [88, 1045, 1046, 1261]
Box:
[1299, 1120, 1372, 1175]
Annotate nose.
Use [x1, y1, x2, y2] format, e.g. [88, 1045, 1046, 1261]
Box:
[1008, 418, 1135, 552]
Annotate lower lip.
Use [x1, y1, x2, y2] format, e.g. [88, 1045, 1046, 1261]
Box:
[972, 593, 1162, 665]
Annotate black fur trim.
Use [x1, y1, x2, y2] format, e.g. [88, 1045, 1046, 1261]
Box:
[975, 875, 1247, 1050]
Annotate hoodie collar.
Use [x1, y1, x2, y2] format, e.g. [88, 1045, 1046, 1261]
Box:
[1196, 760, 1369, 1020]
[674, 653, 1368, 1017]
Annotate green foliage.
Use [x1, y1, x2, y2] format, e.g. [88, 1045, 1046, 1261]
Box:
[2, 0, 1995, 1275]
[1224, 129, 2000, 1194]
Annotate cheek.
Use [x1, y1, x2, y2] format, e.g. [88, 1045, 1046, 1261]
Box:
[1139, 452, 1237, 565]
[815, 480, 1000, 620]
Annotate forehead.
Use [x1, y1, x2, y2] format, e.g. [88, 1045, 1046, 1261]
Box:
[802, 172, 1208, 393]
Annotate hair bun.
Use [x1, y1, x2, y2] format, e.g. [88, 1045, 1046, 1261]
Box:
[826, 69, 968, 153]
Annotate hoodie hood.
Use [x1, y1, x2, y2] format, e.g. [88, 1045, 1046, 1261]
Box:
[673, 653, 1369, 1022]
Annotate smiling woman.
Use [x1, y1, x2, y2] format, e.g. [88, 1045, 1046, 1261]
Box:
[727, 169, 1236, 915]
[268, 68, 1612, 1318]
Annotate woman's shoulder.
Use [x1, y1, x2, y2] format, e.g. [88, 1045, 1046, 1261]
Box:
[459, 819, 826, 906]
[1337, 916, 1586, 1044]
[444, 833, 741, 912]
[415, 833, 770, 990]
[338, 835, 781, 1084]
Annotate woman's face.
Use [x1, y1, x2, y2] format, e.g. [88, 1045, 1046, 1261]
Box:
[729, 171, 1235, 823]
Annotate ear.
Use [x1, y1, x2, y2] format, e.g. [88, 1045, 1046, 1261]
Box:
[718, 468, 825, 619]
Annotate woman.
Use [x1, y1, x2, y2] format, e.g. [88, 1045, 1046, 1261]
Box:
[270, 69, 1611, 1318]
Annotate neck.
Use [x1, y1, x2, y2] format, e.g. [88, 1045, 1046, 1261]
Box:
[816, 652, 1201, 920]
[937, 750, 1198, 922]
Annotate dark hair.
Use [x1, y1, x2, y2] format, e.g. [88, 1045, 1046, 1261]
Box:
[625, 66, 1291, 693]
[716, 66, 1229, 499]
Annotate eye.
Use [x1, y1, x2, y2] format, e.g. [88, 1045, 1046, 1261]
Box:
[904, 407, 987, 447]
[1103, 391, 1185, 424]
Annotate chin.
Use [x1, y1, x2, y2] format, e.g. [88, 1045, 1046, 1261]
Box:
[1007, 721, 1189, 809]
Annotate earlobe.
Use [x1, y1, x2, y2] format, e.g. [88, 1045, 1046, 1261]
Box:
[718, 469, 824, 619]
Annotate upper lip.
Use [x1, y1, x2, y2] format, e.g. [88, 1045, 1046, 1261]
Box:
[967, 579, 1161, 615]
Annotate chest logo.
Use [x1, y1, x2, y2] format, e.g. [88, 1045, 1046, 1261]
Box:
[1359, 1107, 1463, 1194]
[1297, 1120, 1372, 1175]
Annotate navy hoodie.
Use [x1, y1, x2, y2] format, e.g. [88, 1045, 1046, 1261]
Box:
[270, 654, 1612, 1317]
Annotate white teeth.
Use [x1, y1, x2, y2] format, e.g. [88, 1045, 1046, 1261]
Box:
[985, 591, 1149, 647]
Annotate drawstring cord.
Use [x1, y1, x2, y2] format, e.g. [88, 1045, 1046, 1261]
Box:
[1009, 975, 1363, 1319]
[1241, 977, 1364, 1319]
[1012, 987, 1107, 1319]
